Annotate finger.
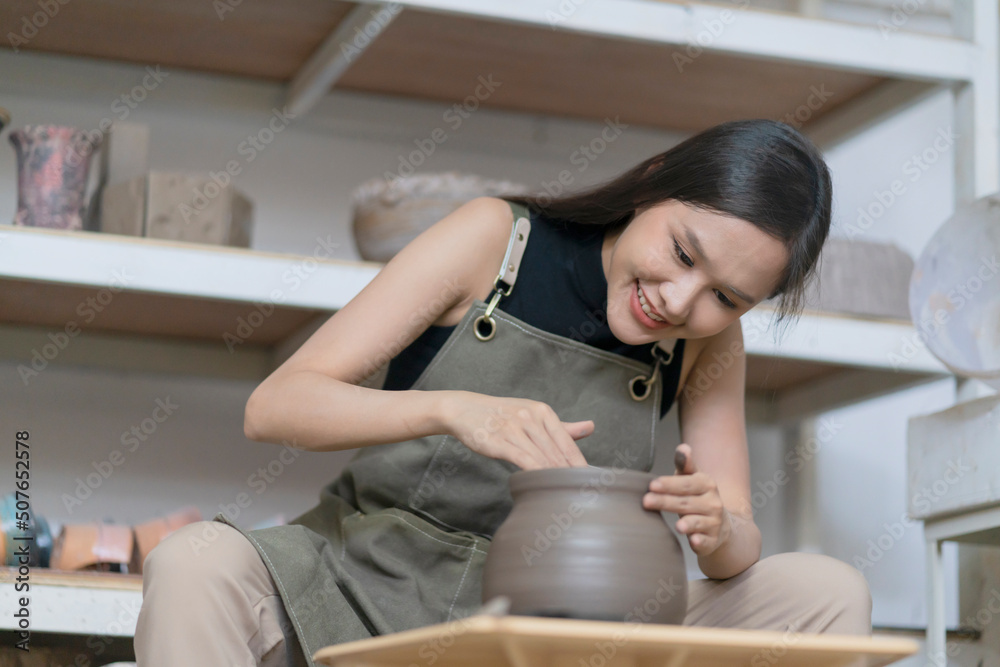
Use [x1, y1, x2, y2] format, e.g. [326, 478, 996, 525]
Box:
[564, 420, 595, 441]
[498, 423, 550, 470]
[521, 416, 571, 468]
[676, 514, 717, 535]
[644, 490, 714, 515]
[674, 443, 695, 475]
[651, 473, 712, 496]
[514, 408, 569, 467]
[546, 418, 589, 467]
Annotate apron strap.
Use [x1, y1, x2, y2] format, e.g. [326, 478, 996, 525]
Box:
[474, 200, 532, 341]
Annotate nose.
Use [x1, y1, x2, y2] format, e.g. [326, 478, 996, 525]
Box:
[658, 276, 697, 323]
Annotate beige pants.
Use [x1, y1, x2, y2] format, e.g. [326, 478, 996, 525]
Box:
[134, 521, 872, 667]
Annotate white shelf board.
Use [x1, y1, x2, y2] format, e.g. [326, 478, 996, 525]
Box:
[0, 224, 382, 311]
[743, 307, 947, 373]
[392, 0, 976, 82]
[0, 569, 142, 637]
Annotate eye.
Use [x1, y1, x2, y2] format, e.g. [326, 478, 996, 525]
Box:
[673, 239, 693, 267]
[715, 289, 737, 309]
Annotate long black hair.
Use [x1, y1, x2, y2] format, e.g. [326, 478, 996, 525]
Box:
[506, 119, 831, 327]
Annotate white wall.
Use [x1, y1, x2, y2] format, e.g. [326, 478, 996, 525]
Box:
[0, 48, 970, 635]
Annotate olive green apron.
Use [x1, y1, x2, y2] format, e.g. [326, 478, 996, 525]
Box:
[213, 201, 676, 666]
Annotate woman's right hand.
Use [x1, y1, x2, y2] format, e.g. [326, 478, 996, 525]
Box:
[441, 391, 593, 470]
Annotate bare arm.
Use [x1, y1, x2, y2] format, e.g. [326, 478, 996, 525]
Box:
[243, 197, 592, 468]
[644, 320, 762, 579]
[244, 196, 508, 451]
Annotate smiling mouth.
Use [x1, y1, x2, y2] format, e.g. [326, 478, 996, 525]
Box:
[636, 280, 670, 324]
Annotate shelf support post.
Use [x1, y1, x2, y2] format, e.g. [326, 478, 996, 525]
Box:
[952, 0, 1000, 204]
[285, 2, 402, 117]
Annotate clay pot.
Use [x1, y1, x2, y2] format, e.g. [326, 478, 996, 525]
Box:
[482, 467, 688, 624]
[133, 505, 202, 572]
[350, 172, 527, 261]
[50, 523, 134, 572]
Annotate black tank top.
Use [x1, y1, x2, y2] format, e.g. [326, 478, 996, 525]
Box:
[382, 208, 686, 419]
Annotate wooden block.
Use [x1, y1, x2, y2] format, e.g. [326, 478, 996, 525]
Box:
[907, 394, 1000, 520]
[86, 122, 150, 231]
[100, 122, 150, 188]
[100, 177, 145, 237]
[99, 171, 254, 247]
[313, 615, 919, 667]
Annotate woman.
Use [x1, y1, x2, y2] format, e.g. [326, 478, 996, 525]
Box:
[135, 119, 871, 667]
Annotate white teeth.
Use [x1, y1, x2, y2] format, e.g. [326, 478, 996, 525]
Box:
[637, 285, 665, 322]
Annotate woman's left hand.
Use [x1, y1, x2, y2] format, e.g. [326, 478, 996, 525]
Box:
[643, 443, 732, 557]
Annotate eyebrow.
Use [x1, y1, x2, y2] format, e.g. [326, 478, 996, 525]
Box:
[683, 227, 757, 305]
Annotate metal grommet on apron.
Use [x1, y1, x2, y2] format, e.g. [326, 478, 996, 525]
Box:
[474, 212, 532, 341]
[629, 341, 675, 401]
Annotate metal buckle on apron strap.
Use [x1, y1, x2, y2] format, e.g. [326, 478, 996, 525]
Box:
[474, 210, 531, 342]
[474, 277, 512, 341]
[628, 343, 674, 401]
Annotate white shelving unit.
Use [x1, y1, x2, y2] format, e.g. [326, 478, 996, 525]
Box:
[1, 0, 996, 660]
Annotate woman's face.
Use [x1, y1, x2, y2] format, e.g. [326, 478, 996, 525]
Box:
[602, 199, 790, 344]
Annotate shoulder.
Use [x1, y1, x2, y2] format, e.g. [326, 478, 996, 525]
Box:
[421, 196, 521, 326]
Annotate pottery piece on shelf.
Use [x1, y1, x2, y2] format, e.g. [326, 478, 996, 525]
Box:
[351, 172, 528, 262]
[100, 171, 254, 247]
[482, 467, 688, 624]
[0, 492, 52, 567]
[133, 505, 202, 573]
[50, 523, 134, 572]
[9, 125, 101, 230]
[910, 192, 1000, 389]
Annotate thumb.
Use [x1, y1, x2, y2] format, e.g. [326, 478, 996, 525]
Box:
[674, 443, 695, 475]
[564, 420, 595, 440]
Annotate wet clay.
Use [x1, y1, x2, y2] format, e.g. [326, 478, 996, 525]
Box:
[482, 467, 688, 624]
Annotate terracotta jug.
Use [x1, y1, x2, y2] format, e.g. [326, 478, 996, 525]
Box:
[482, 467, 688, 624]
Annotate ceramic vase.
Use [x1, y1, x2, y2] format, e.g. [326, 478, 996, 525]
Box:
[9, 125, 101, 230]
[351, 171, 528, 261]
[482, 467, 688, 624]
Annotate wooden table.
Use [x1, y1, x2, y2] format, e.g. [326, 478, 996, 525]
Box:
[313, 615, 919, 667]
